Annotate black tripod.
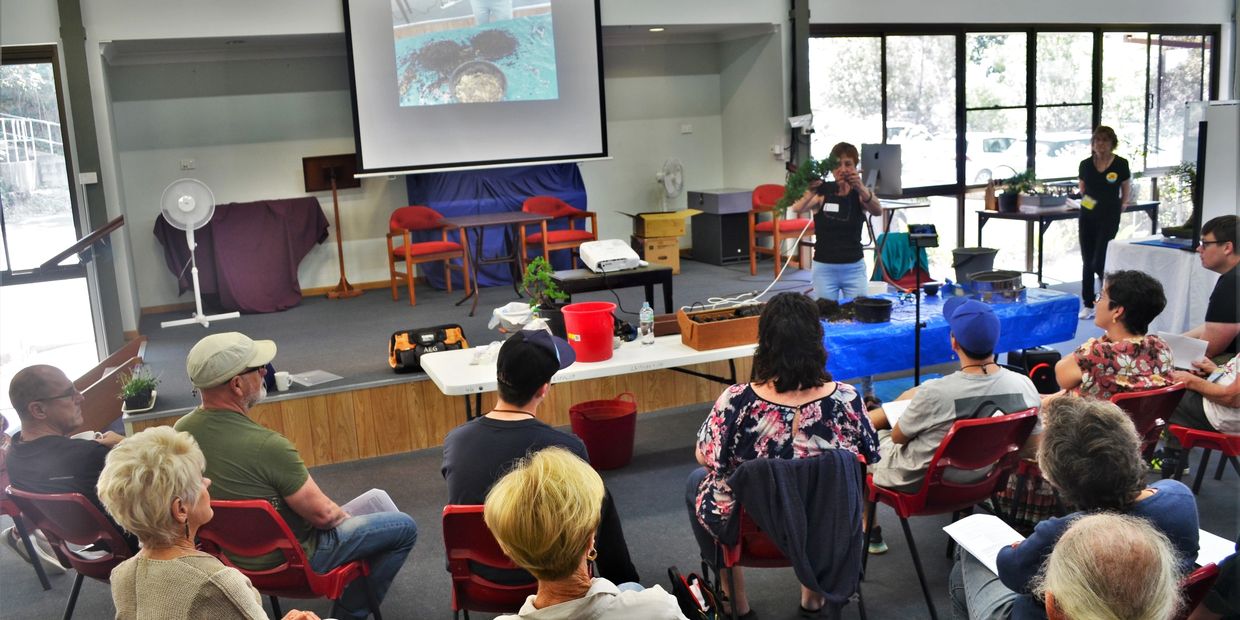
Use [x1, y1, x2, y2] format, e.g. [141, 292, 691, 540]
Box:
[907, 225, 939, 386]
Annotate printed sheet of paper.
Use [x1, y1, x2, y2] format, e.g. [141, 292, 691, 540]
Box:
[1157, 331, 1209, 369]
[883, 399, 913, 428]
[943, 514, 1026, 575]
[341, 488, 398, 517]
[1197, 529, 1235, 567]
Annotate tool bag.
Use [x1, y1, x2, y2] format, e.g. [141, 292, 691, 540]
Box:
[388, 324, 468, 373]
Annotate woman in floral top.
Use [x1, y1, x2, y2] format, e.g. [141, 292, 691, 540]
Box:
[1055, 270, 1173, 400]
[685, 293, 880, 618]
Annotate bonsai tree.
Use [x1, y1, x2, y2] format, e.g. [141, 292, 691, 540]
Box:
[1000, 168, 1037, 196]
[521, 257, 568, 311]
[118, 365, 159, 410]
[778, 155, 840, 210]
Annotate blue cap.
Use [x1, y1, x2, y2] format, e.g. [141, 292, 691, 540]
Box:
[942, 297, 1000, 354]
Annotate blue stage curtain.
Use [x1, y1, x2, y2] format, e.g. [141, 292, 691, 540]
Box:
[404, 163, 588, 290]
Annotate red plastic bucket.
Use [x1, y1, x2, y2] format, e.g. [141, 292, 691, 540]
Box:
[570, 393, 638, 470]
[561, 301, 616, 362]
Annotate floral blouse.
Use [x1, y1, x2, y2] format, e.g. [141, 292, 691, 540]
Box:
[693, 382, 881, 538]
[1071, 334, 1173, 400]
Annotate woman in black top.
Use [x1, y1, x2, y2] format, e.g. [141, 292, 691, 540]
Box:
[1077, 126, 1131, 319]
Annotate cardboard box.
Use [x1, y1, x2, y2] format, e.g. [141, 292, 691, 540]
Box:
[688, 188, 752, 215]
[677, 305, 761, 351]
[632, 235, 680, 274]
[621, 209, 701, 238]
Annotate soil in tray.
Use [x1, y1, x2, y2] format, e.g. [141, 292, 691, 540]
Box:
[471, 29, 518, 60]
[688, 304, 763, 324]
[817, 298, 857, 323]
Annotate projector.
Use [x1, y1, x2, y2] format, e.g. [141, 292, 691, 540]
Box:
[580, 239, 642, 273]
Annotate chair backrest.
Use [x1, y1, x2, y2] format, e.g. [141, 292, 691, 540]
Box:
[73, 354, 142, 436]
[522, 195, 578, 218]
[389, 205, 445, 233]
[442, 505, 537, 614]
[917, 408, 1039, 514]
[1175, 563, 1220, 620]
[1111, 383, 1186, 453]
[196, 499, 318, 593]
[0, 431, 19, 517]
[5, 486, 133, 580]
[751, 184, 785, 211]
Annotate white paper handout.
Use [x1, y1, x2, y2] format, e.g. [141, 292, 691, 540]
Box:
[1197, 529, 1235, 567]
[289, 370, 343, 387]
[883, 399, 913, 428]
[943, 514, 1026, 576]
[341, 488, 399, 517]
[1157, 332, 1209, 369]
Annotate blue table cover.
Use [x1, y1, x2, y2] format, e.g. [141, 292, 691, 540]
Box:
[823, 288, 1080, 381]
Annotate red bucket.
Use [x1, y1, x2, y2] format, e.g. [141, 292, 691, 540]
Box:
[561, 301, 616, 362]
[569, 392, 638, 470]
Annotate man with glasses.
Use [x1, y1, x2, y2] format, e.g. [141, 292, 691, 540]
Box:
[175, 332, 417, 620]
[1184, 215, 1240, 358]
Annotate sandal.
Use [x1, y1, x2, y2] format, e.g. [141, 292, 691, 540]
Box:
[799, 604, 822, 618]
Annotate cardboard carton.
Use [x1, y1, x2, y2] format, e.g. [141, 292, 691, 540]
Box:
[620, 209, 701, 238]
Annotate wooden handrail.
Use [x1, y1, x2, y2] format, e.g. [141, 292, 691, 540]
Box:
[39, 215, 124, 269]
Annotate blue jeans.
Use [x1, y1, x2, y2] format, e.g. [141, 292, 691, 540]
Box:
[309, 511, 418, 619]
[471, 0, 513, 23]
[949, 548, 1017, 620]
[812, 259, 868, 302]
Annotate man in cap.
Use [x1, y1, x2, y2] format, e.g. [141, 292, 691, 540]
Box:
[175, 332, 417, 620]
[441, 328, 640, 583]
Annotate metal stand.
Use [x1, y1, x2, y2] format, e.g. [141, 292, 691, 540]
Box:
[161, 226, 241, 328]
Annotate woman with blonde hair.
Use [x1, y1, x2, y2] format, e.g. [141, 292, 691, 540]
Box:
[97, 426, 316, 620]
[485, 447, 686, 619]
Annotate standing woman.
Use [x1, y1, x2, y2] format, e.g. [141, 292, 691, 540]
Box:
[1077, 126, 1131, 320]
[793, 142, 884, 302]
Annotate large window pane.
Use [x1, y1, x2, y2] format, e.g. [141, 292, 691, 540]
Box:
[808, 37, 881, 160]
[1036, 32, 1092, 105]
[886, 35, 957, 187]
[1100, 32, 1149, 170]
[1035, 106, 1092, 179]
[966, 109, 1027, 184]
[1147, 35, 1209, 169]
[966, 33, 1027, 108]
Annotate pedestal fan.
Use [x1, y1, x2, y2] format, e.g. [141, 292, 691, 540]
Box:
[159, 178, 241, 328]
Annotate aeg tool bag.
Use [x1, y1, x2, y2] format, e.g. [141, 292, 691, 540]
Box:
[388, 324, 468, 373]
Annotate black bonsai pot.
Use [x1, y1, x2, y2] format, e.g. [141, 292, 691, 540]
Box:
[853, 296, 893, 323]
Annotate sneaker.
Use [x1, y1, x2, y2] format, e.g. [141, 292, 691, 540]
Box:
[1148, 450, 1190, 476]
[867, 525, 888, 555]
[1078, 306, 1095, 320]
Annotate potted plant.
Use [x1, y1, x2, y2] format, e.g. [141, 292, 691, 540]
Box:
[118, 365, 159, 412]
[998, 169, 1037, 212]
[522, 257, 570, 337]
[778, 155, 840, 210]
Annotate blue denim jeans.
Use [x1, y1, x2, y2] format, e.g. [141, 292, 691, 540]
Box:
[309, 511, 418, 619]
[470, 0, 513, 23]
[811, 259, 868, 302]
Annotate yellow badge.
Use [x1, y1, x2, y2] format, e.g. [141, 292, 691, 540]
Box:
[1106, 172, 1118, 183]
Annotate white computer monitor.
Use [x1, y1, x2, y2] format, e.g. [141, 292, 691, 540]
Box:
[861, 143, 903, 198]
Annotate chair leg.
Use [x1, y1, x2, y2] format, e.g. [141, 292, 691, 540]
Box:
[1228, 456, 1240, 478]
[12, 516, 52, 590]
[899, 516, 939, 620]
[1192, 449, 1213, 494]
[363, 574, 384, 620]
[856, 581, 867, 620]
[269, 595, 282, 618]
[61, 572, 84, 620]
[405, 261, 416, 306]
[862, 501, 877, 575]
[725, 566, 738, 620]
[443, 260, 453, 294]
[945, 511, 961, 559]
[1214, 453, 1232, 480]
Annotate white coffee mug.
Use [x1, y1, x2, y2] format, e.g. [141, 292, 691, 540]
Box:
[274, 371, 291, 392]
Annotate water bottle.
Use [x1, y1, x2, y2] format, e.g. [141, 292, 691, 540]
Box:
[639, 301, 655, 345]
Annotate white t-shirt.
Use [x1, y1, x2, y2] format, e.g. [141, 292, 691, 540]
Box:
[496, 578, 688, 620]
[1203, 356, 1240, 434]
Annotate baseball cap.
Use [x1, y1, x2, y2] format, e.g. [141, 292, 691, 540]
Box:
[942, 297, 1000, 355]
[186, 332, 277, 389]
[497, 328, 576, 391]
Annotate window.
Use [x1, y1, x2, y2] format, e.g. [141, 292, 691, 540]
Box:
[808, 37, 881, 158]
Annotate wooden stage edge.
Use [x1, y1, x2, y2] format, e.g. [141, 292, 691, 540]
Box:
[125, 357, 754, 468]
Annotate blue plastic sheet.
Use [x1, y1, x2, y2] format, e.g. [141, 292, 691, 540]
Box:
[823, 288, 1080, 381]
[404, 163, 588, 289]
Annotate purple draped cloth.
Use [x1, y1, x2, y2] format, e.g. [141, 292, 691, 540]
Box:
[153, 197, 328, 313]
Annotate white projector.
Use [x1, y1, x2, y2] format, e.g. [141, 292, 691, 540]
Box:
[580, 239, 642, 273]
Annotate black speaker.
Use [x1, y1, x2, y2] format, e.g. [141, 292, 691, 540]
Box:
[1007, 347, 1062, 394]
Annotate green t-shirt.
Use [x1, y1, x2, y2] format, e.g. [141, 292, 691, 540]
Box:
[174, 407, 314, 569]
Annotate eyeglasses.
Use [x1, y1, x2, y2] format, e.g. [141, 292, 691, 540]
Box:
[33, 385, 81, 403]
[238, 366, 264, 377]
[1199, 240, 1227, 246]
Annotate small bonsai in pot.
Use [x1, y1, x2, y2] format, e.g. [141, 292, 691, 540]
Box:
[521, 257, 569, 337]
[118, 365, 159, 411]
[998, 169, 1037, 211]
[778, 155, 840, 210]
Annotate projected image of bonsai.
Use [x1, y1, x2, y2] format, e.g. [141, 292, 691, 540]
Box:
[393, 1, 557, 106]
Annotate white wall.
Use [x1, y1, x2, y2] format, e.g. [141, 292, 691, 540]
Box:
[0, 0, 59, 45]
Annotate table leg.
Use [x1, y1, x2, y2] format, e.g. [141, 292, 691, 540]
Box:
[462, 393, 482, 421]
[505, 224, 523, 296]
[1149, 205, 1159, 235]
[1036, 220, 1053, 288]
[469, 227, 487, 317]
[661, 273, 674, 314]
[977, 213, 987, 246]
[456, 226, 481, 313]
[642, 283, 655, 310]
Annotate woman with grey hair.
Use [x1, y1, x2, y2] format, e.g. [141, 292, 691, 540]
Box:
[1035, 513, 1181, 620]
[97, 426, 317, 620]
[949, 396, 1198, 620]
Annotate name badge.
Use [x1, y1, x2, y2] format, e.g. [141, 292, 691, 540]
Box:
[824, 203, 840, 213]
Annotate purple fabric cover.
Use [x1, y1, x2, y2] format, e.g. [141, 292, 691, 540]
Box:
[153, 197, 328, 313]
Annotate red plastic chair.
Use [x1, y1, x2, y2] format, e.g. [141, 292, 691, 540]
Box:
[0, 429, 53, 590]
[748, 184, 813, 276]
[1110, 383, 1186, 459]
[5, 487, 135, 619]
[442, 505, 537, 620]
[865, 408, 1039, 620]
[196, 499, 381, 619]
[387, 205, 470, 306]
[1175, 563, 1221, 620]
[1166, 425, 1240, 494]
[519, 196, 597, 269]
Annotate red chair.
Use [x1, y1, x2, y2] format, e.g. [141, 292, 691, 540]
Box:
[518, 196, 597, 269]
[1110, 383, 1186, 458]
[5, 487, 135, 619]
[442, 505, 537, 620]
[1175, 563, 1220, 620]
[0, 429, 53, 590]
[865, 409, 1039, 620]
[387, 205, 470, 306]
[1166, 425, 1240, 494]
[196, 499, 382, 619]
[748, 184, 813, 277]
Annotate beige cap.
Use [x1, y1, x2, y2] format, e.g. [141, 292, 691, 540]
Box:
[186, 332, 277, 389]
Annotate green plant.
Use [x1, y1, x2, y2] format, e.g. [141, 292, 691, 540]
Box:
[778, 155, 840, 209]
[118, 366, 159, 401]
[1000, 169, 1037, 195]
[521, 257, 568, 309]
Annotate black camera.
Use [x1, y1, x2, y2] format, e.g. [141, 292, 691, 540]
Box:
[908, 223, 939, 248]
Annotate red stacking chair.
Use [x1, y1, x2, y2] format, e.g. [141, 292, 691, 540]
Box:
[0, 430, 53, 591]
[519, 196, 597, 269]
[5, 487, 135, 619]
[196, 499, 382, 619]
[748, 184, 813, 277]
[1175, 563, 1221, 620]
[1110, 383, 1186, 458]
[387, 205, 470, 306]
[865, 408, 1039, 620]
[1166, 425, 1240, 494]
[442, 505, 537, 620]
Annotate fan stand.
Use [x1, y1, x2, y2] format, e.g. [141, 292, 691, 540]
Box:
[326, 175, 362, 299]
[160, 226, 241, 328]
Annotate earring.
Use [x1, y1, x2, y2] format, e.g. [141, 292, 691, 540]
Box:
[586, 548, 598, 562]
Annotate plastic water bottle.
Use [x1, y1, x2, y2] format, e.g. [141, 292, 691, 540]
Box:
[639, 302, 655, 345]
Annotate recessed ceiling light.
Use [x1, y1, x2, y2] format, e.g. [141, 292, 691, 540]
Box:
[648, 27, 665, 33]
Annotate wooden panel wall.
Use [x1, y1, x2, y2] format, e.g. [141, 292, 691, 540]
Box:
[129, 358, 753, 467]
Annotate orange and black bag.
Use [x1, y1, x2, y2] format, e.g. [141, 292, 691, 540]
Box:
[388, 324, 468, 373]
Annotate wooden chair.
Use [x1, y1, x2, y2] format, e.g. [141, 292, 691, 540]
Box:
[442, 505, 536, 620]
[387, 205, 470, 306]
[518, 196, 597, 270]
[748, 184, 813, 276]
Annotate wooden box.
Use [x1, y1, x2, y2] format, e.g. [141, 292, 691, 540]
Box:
[676, 306, 761, 351]
[621, 209, 701, 238]
[632, 235, 681, 274]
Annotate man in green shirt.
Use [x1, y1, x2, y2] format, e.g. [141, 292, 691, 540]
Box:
[175, 332, 417, 620]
